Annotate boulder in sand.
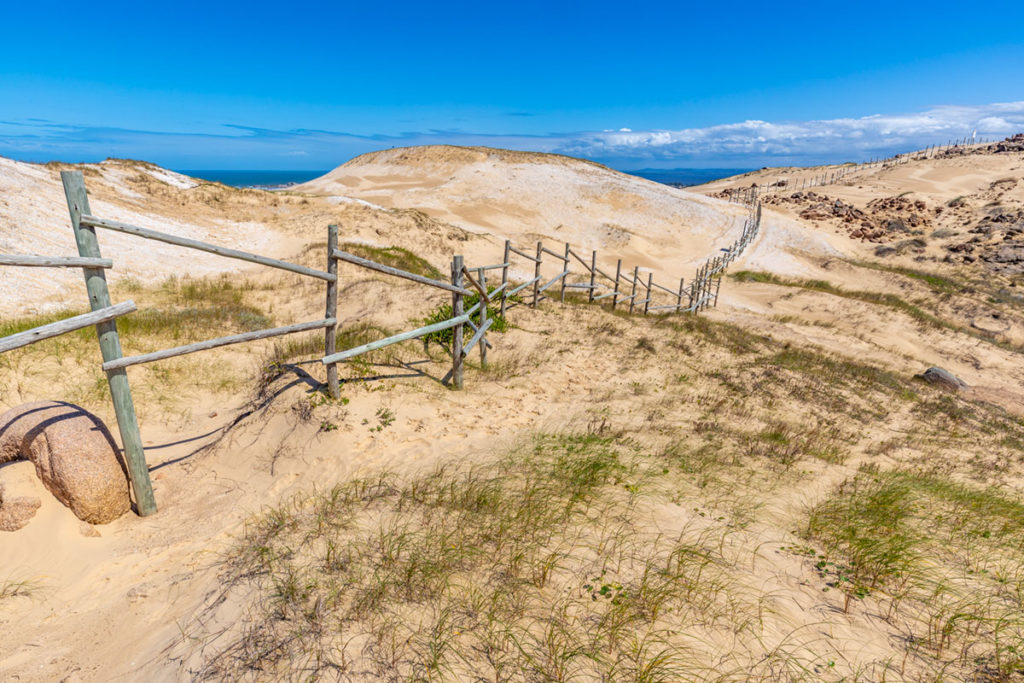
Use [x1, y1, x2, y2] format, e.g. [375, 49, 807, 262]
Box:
[0, 401, 130, 524]
[916, 367, 969, 392]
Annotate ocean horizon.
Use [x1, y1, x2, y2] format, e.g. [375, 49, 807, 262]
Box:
[178, 167, 752, 189]
[176, 169, 330, 188]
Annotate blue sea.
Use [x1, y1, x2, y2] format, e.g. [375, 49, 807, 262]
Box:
[176, 170, 329, 189]
[176, 167, 751, 190]
[626, 168, 753, 186]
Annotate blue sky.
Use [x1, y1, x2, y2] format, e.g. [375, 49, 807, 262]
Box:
[1, 0, 1022, 170]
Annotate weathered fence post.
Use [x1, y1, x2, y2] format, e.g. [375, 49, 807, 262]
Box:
[714, 274, 722, 307]
[451, 254, 465, 389]
[324, 224, 340, 399]
[479, 267, 488, 368]
[532, 241, 542, 308]
[61, 171, 156, 517]
[612, 259, 622, 310]
[500, 239, 510, 319]
[644, 272, 653, 315]
[588, 250, 597, 303]
[628, 265, 639, 314]
[676, 277, 685, 313]
[688, 265, 699, 311]
[560, 242, 570, 303]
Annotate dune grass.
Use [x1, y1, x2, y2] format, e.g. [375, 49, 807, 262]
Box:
[0, 274, 272, 414]
[804, 470, 1024, 679]
[199, 431, 776, 680]
[731, 270, 1023, 354]
[0, 577, 43, 601]
[0, 274, 270, 351]
[339, 242, 444, 280]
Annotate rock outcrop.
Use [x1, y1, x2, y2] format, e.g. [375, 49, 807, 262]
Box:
[916, 367, 969, 392]
[0, 401, 131, 524]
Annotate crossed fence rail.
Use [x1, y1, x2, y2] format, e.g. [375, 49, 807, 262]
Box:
[0, 170, 762, 515]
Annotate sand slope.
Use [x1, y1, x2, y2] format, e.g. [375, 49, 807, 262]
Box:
[296, 145, 772, 274]
[0, 157, 293, 315]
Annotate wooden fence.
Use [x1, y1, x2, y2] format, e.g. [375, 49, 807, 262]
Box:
[730, 136, 998, 203]
[0, 171, 762, 516]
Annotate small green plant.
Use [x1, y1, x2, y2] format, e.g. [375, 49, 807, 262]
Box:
[584, 576, 627, 605]
[363, 406, 395, 432]
[420, 294, 510, 348]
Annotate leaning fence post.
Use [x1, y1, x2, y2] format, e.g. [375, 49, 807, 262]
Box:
[588, 250, 597, 303]
[644, 272, 653, 315]
[61, 171, 156, 517]
[676, 277, 685, 313]
[560, 242, 570, 303]
[500, 239, 510, 318]
[612, 259, 622, 310]
[451, 255, 465, 389]
[324, 224, 340, 399]
[532, 241, 542, 308]
[479, 267, 488, 368]
[628, 265, 639, 314]
[689, 265, 699, 311]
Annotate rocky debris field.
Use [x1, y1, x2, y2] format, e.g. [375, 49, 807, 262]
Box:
[765, 191, 933, 245]
[940, 177, 1024, 273]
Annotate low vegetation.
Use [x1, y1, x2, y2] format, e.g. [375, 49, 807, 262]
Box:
[0, 577, 42, 601]
[731, 270, 1023, 354]
[339, 242, 444, 280]
[200, 432, 776, 680]
[420, 293, 511, 348]
[186, 297, 1024, 680]
[805, 470, 1024, 678]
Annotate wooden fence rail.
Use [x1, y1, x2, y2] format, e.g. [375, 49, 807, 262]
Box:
[0, 255, 113, 268]
[0, 300, 136, 353]
[103, 318, 336, 371]
[80, 214, 335, 282]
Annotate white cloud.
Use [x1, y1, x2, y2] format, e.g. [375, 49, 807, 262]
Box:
[2, 101, 1022, 169]
[550, 102, 1024, 165]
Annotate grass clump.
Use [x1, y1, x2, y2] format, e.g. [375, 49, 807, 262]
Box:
[420, 293, 510, 348]
[852, 261, 963, 294]
[663, 315, 766, 355]
[339, 242, 443, 280]
[0, 577, 43, 601]
[804, 470, 1024, 678]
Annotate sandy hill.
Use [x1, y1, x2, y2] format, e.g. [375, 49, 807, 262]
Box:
[296, 145, 770, 274]
[0, 155, 493, 315]
[0, 156, 296, 315]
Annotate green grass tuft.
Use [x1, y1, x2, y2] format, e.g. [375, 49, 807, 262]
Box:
[339, 242, 443, 280]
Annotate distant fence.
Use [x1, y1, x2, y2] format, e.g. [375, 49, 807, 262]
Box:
[727, 135, 1001, 203]
[0, 171, 762, 516]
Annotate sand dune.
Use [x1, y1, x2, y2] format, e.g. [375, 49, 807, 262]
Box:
[296, 145, 779, 275]
[0, 157, 292, 315]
